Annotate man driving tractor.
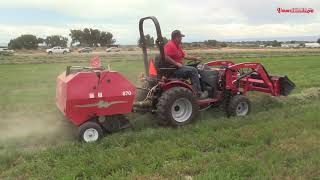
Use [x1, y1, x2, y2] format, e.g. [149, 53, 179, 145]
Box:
[164, 30, 208, 99]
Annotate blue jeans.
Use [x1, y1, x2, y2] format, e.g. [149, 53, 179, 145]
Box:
[173, 65, 202, 94]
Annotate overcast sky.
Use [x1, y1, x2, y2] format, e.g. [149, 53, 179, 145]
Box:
[0, 0, 319, 45]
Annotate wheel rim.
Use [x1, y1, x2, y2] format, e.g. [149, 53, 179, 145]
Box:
[83, 128, 99, 142]
[236, 102, 249, 116]
[171, 98, 192, 123]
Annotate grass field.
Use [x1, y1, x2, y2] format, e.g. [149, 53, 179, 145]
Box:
[0, 51, 320, 179]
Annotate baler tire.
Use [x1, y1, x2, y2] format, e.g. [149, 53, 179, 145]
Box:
[228, 95, 251, 116]
[78, 121, 103, 143]
[157, 87, 199, 126]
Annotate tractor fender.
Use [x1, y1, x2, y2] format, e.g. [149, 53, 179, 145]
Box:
[160, 80, 196, 95]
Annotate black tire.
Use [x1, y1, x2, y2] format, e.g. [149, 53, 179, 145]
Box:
[48, 51, 52, 55]
[228, 95, 251, 116]
[157, 87, 199, 126]
[63, 51, 67, 54]
[78, 121, 103, 143]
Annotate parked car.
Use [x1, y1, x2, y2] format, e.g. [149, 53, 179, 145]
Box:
[46, 46, 70, 54]
[106, 47, 120, 52]
[78, 47, 93, 53]
[0, 48, 14, 54]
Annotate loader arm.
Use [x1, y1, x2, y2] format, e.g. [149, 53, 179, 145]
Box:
[225, 62, 277, 96]
[206, 60, 235, 67]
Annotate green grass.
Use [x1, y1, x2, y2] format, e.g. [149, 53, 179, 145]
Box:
[0, 54, 319, 179]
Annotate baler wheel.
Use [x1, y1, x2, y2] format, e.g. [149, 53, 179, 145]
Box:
[157, 87, 199, 126]
[78, 121, 103, 143]
[228, 95, 251, 116]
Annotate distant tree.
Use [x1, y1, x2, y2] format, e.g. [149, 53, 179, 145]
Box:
[69, 29, 84, 46]
[317, 38, 320, 44]
[203, 39, 227, 47]
[37, 38, 45, 44]
[8, 39, 21, 49]
[100, 32, 116, 46]
[8, 34, 38, 49]
[204, 40, 218, 47]
[90, 28, 100, 47]
[271, 40, 281, 47]
[82, 28, 91, 46]
[45, 35, 68, 47]
[220, 42, 228, 47]
[69, 29, 116, 47]
[162, 37, 169, 45]
[138, 34, 154, 48]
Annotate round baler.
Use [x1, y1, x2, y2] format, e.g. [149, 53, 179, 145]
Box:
[56, 66, 135, 142]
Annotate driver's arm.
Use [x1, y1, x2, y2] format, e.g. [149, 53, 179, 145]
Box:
[165, 56, 182, 68]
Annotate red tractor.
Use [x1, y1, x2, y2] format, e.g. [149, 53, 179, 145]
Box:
[134, 16, 295, 126]
[56, 16, 295, 142]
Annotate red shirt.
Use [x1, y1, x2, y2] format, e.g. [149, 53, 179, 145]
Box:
[164, 40, 185, 64]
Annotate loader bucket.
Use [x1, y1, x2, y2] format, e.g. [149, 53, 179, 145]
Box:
[279, 76, 295, 96]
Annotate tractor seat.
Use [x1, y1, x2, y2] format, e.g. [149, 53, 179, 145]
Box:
[153, 55, 178, 78]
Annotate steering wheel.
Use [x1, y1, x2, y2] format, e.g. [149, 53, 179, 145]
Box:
[186, 60, 201, 67]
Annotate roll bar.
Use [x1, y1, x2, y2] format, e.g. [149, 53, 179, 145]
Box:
[139, 16, 165, 77]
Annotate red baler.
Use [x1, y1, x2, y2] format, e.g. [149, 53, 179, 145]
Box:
[56, 66, 135, 142]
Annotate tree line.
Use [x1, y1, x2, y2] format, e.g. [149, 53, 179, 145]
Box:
[137, 35, 228, 48]
[138, 34, 169, 48]
[8, 31, 320, 50]
[8, 28, 116, 50]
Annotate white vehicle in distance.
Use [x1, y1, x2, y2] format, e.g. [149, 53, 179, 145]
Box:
[46, 46, 70, 54]
[106, 47, 120, 52]
[0, 47, 14, 53]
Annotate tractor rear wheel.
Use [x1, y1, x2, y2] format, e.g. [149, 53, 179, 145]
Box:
[78, 121, 103, 143]
[228, 95, 251, 116]
[157, 87, 198, 126]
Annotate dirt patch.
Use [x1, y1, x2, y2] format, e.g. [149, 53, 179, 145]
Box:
[0, 111, 76, 149]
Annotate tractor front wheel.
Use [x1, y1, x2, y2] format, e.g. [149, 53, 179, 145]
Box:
[78, 121, 103, 143]
[228, 95, 251, 116]
[157, 87, 198, 126]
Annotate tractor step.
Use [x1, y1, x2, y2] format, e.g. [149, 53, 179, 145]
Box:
[197, 98, 220, 105]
